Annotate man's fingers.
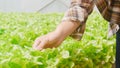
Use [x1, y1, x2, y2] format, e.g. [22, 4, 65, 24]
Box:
[36, 39, 48, 50]
[32, 38, 41, 49]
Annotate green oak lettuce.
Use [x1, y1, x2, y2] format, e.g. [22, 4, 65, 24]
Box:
[0, 11, 115, 68]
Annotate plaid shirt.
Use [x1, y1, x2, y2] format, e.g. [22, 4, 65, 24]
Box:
[62, 0, 120, 40]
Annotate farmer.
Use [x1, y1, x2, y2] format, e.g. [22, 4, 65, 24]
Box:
[33, 0, 120, 67]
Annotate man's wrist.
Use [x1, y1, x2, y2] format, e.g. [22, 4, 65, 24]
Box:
[54, 29, 63, 38]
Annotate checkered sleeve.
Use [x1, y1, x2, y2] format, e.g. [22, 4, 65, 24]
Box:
[62, 0, 94, 40]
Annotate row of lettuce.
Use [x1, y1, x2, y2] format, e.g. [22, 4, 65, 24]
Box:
[0, 11, 115, 68]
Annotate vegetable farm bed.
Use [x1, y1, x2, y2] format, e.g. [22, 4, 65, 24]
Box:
[0, 11, 115, 68]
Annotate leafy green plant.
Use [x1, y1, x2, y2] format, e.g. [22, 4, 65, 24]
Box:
[0, 11, 115, 68]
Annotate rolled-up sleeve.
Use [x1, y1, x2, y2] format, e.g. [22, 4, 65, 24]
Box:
[62, 0, 94, 40]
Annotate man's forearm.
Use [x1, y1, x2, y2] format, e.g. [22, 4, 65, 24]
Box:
[54, 20, 80, 39]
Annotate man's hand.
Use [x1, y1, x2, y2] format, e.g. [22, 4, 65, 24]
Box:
[32, 31, 64, 50]
[32, 20, 80, 50]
